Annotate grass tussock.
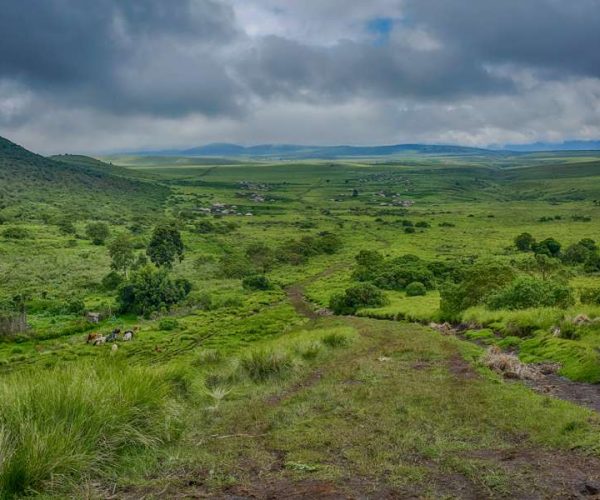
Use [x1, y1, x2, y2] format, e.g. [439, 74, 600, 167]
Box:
[240, 348, 293, 382]
[482, 346, 540, 380]
[0, 360, 180, 498]
[321, 332, 350, 348]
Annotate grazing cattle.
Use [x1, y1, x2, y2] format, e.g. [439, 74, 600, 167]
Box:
[86, 332, 100, 344]
[93, 335, 106, 346]
[106, 328, 121, 342]
[123, 331, 133, 341]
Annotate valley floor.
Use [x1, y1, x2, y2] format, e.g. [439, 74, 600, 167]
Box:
[108, 315, 600, 499]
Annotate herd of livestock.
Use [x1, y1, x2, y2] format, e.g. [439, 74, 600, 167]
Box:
[86, 327, 138, 346]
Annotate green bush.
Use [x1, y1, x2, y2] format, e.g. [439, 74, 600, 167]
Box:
[158, 318, 179, 331]
[219, 253, 255, 278]
[406, 281, 427, 296]
[580, 287, 600, 305]
[487, 276, 575, 310]
[514, 232, 535, 252]
[85, 222, 110, 245]
[101, 271, 123, 291]
[439, 261, 515, 319]
[0, 360, 179, 497]
[242, 274, 273, 291]
[533, 237, 561, 257]
[329, 284, 389, 315]
[118, 266, 192, 316]
[240, 349, 293, 382]
[2, 226, 30, 240]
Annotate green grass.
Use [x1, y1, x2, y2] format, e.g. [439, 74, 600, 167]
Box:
[0, 359, 182, 497]
[2, 148, 600, 496]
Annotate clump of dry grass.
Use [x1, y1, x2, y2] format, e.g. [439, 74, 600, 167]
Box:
[482, 346, 540, 380]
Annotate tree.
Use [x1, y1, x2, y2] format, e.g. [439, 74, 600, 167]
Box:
[329, 284, 388, 315]
[514, 232, 535, 252]
[108, 233, 135, 277]
[532, 237, 561, 257]
[85, 222, 110, 245]
[118, 265, 192, 316]
[146, 224, 184, 268]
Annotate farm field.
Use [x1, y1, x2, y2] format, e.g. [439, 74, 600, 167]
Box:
[1, 140, 600, 497]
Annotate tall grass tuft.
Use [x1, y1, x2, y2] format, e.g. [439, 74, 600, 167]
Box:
[0, 359, 180, 498]
[240, 348, 293, 382]
[321, 332, 350, 348]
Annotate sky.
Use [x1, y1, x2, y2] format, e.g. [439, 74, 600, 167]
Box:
[0, 0, 599, 154]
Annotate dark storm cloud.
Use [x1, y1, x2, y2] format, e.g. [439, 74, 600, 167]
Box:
[0, 0, 599, 152]
[0, 0, 242, 116]
[239, 35, 512, 103]
[404, 0, 600, 78]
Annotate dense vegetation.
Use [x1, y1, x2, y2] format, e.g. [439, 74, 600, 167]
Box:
[1, 138, 600, 497]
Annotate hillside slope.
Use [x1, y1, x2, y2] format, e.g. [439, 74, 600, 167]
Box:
[0, 136, 169, 220]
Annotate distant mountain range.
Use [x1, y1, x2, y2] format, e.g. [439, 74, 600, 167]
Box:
[499, 140, 600, 152]
[125, 140, 600, 158]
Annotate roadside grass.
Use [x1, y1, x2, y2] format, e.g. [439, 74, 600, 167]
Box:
[0, 358, 183, 498]
[126, 317, 600, 497]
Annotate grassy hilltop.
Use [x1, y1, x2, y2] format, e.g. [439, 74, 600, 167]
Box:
[1, 140, 600, 497]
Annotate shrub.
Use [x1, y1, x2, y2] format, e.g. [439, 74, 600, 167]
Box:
[219, 253, 255, 278]
[562, 241, 594, 265]
[329, 284, 388, 315]
[65, 297, 85, 315]
[118, 266, 192, 316]
[415, 221, 430, 228]
[439, 261, 515, 319]
[241, 349, 293, 382]
[514, 232, 535, 252]
[85, 222, 110, 245]
[355, 249, 384, 268]
[373, 255, 435, 291]
[487, 276, 575, 310]
[404, 227, 416, 234]
[56, 219, 76, 235]
[580, 287, 600, 305]
[2, 227, 30, 239]
[532, 237, 561, 257]
[0, 360, 179, 497]
[406, 281, 427, 297]
[101, 271, 123, 291]
[158, 318, 179, 331]
[245, 243, 276, 273]
[242, 274, 272, 291]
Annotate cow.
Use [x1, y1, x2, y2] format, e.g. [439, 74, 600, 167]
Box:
[93, 335, 106, 346]
[86, 332, 100, 344]
[111, 344, 118, 354]
[123, 331, 133, 341]
[106, 328, 121, 342]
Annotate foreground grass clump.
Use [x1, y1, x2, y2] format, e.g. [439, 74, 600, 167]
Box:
[241, 348, 294, 382]
[0, 360, 180, 497]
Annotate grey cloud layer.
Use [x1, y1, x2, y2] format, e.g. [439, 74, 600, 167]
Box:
[0, 0, 599, 151]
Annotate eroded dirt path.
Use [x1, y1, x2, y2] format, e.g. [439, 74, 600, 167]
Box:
[287, 270, 600, 414]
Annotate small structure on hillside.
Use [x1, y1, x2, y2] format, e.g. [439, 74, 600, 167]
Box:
[0, 311, 28, 337]
[86, 312, 101, 323]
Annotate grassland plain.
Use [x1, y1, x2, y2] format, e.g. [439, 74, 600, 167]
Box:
[1, 142, 600, 497]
